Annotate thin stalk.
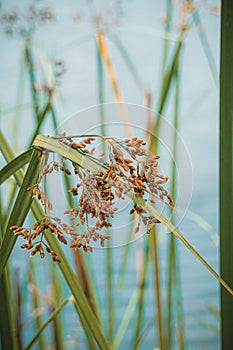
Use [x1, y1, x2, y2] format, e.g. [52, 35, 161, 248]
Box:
[110, 35, 144, 92]
[132, 242, 150, 350]
[73, 247, 101, 323]
[23, 297, 72, 350]
[96, 29, 132, 137]
[96, 41, 106, 137]
[189, 1, 218, 87]
[25, 35, 39, 122]
[96, 42, 114, 342]
[15, 269, 23, 350]
[0, 267, 18, 350]
[112, 289, 139, 350]
[148, 100, 164, 349]
[117, 215, 134, 289]
[162, 0, 173, 73]
[220, 0, 233, 348]
[106, 240, 114, 342]
[151, 31, 184, 152]
[166, 49, 185, 350]
[27, 97, 51, 147]
[13, 51, 26, 150]
[150, 228, 164, 350]
[28, 260, 46, 350]
[49, 262, 65, 350]
[173, 61, 185, 350]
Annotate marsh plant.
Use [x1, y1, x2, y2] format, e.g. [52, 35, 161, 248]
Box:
[10, 135, 174, 262]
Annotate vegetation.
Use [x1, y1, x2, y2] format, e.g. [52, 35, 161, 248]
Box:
[0, 1, 231, 349]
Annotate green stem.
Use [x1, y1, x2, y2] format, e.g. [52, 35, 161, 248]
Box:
[220, 0, 233, 348]
[28, 260, 46, 350]
[132, 242, 150, 350]
[96, 41, 114, 342]
[25, 35, 39, 123]
[150, 229, 164, 350]
[23, 297, 72, 350]
[162, 0, 173, 73]
[0, 267, 19, 350]
[166, 47, 185, 350]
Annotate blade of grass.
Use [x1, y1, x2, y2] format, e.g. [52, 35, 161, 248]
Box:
[149, 227, 164, 350]
[0, 130, 28, 186]
[109, 35, 144, 92]
[112, 289, 139, 350]
[117, 215, 134, 289]
[23, 296, 72, 350]
[186, 210, 219, 246]
[157, 31, 184, 116]
[96, 30, 132, 137]
[162, 0, 173, 73]
[96, 41, 106, 137]
[14, 269, 23, 350]
[219, 0, 233, 347]
[25, 35, 39, 122]
[96, 44, 115, 342]
[0, 267, 18, 350]
[27, 97, 52, 147]
[189, 0, 218, 87]
[49, 261, 65, 350]
[13, 50, 27, 150]
[132, 243, 150, 350]
[0, 149, 32, 185]
[0, 149, 44, 273]
[28, 260, 46, 350]
[106, 239, 114, 342]
[151, 31, 184, 153]
[32, 135, 233, 296]
[166, 50, 185, 350]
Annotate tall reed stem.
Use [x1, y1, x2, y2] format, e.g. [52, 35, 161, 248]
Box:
[220, 0, 233, 348]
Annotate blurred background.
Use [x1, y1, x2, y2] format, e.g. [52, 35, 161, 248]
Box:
[0, 1, 221, 349]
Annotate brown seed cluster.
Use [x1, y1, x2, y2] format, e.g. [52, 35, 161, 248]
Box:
[62, 136, 173, 243]
[10, 216, 70, 263]
[60, 136, 96, 155]
[13, 135, 174, 262]
[41, 161, 71, 176]
[29, 184, 53, 211]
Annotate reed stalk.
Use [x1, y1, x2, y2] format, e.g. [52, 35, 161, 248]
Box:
[28, 260, 46, 350]
[96, 41, 115, 342]
[220, 0, 233, 348]
[166, 53, 185, 350]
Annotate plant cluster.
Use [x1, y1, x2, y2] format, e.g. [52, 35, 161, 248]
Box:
[11, 135, 173, 262]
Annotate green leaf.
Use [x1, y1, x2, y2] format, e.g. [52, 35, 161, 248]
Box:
[0, 268, 19, 350]
[0, 150, 44, 276]
[28, 260, 46, 350]
[0, 149, 32, 185]
[23, 296, 72, 350]
[112, 289, 139, 350]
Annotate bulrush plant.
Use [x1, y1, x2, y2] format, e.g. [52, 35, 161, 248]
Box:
[5, 132, 233, 299]
[10, 135, 174, 262]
